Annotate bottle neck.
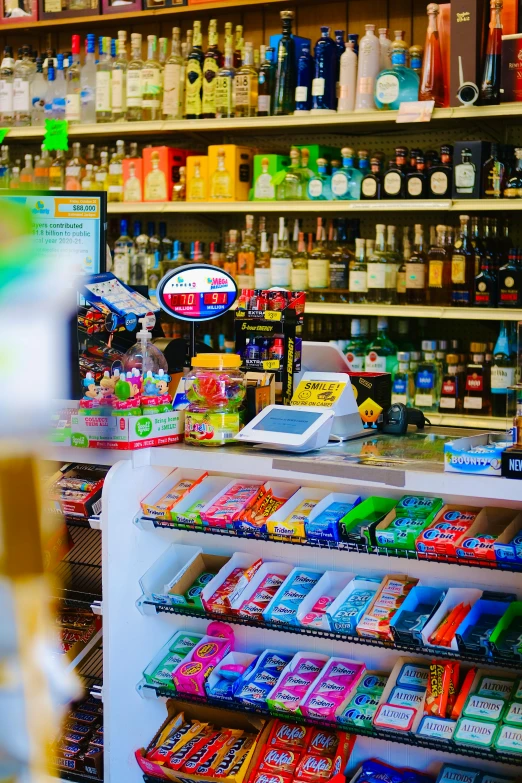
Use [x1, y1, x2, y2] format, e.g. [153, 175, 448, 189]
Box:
[131, 43, 141, 60]
[427, 10, 439, 33]
[147, 40, 157, 61]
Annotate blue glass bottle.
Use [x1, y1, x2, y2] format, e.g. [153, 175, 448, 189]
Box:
[348, 34, 359, 56]
[374, 45, 419, 110]
[295, 45, 313, 112]
[311, 26, 337, 113]
[307, 158, 333, 200]
[334, 30, 345, 98]
[331, 147, 363, 200]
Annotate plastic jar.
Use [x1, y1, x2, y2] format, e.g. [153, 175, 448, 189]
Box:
[184, 354, 246, 446]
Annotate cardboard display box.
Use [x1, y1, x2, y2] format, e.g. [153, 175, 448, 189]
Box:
[71, 411, 184, 450]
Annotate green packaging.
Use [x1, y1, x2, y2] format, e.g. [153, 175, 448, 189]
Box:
[454, 716, 498, 748]
[494, 724, 522, 753]
[252, 154, 290, 201]
[295, 144, 340, 174]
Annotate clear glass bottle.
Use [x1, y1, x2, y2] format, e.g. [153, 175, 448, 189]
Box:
[367, 224, 389, 304]
[210, 147, 232, 199]
[308, 217, 331, 293]
[311, 26, 337, 113]
[405, 224, 427, 304]
[223, 229, 238, 280]
[9, 163, 20, 189]
[49, 149, 65, 191]
[141, 35, 162, 122]
[34, 144, 50, 189]
[13, 44, 31, 126]
[108, 139, 125, 203]
[215, 43, 235, 119]
[81, 163, 94, 191]
[276, 148, 305, 201]
[65, 141, 84, 190]
[273, 10, 296, 115]
[80, 33, 96, 124]
[338, 40, 357, 112]
[126, 33, 143, 122]
[255, 230, 272, 289]
[20, 153, 33, 189]
[44, 65, 57, 120]
[291, 231, 309, 291]
[234, 42, 258, 117]
[234, 24, 244, 69]
[365, 316, 398, 372]
[258, 46, 275, 116]
[185, 21, 204, 119]
[113, 218, 133, 284]
[355, 25, 380, 111]
[202, 19, 222, 119]
[163, 27, 184, 120]
[95, 149, 109, 190]
[349, 237, 368, 303]
[480, 0, 503, 105]
[419, 3, 445, 107]
[451, 214, 475, 306]
[0, 46, 15, 126]
[237, 213, 257, 289]
[331, 147, 363, 200]
[374, 44, 419, 109]
[270, 217, 293, 288]
[31, 57, 46, 127]
[65, 35, 81, 125]
[130, 220, 148, 286]
[96, 37, 112, 123]
[345, 317, 368, 370]
[111, 30, 127, 122]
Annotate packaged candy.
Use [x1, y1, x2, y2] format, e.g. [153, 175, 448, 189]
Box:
[306, 729, 339, 757]
[267, 721, 312, 751]
[166, 726, 216, 770]
[258, 747, 301, 777]
[174, 635, 232, 696]
[424, 661, 457, 718]
[328, 578, 380, 635]
[357, 575, 417, 641]
[268, 655, 327, 714]
[201, 482, 262, 529]
[235, 650, 293, 707]
[239, 571, 287, 619]
[450, 667, 477, 720]
[235, 482, 298, 537]
[213, 735, 255, 777]
[295, 754, 335, 782]
[264, 570, 322, 627]
[305, 494, 361, 543]
[147, 719, 207, 765]
[205, 558, 263, 614]
[375, 496, 443, 551]
[416, 507, 479, 558]
[301, 658, 365, 720]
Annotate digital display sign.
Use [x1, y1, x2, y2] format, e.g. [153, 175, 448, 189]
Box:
[158, 264, 238, 321]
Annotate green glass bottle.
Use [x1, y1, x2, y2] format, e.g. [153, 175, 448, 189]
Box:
[273, 10, 296, 115]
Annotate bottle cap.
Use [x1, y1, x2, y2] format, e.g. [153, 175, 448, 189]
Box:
[446, 353, 459, 364]
[422, 340, 437, 351]
[397, 351, 410, 361]
[377, 316, 388, 330]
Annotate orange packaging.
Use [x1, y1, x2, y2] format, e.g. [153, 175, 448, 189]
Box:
[122, 158, 143, 202]
[450, 667, 477, 720]
[143, 146, 189, 202]
[208, 145, 254, 202]
[186, 156, 209, 202]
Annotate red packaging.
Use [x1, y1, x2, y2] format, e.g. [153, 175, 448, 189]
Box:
[258, 748, 301, 777]
[451, 666, 476, 720]
[425, 662, 450, 718]
[166, 729, 214, 771]
[330, 734, 355, 777]
[187, 730, 242, 774]
[213, 737, 254, 778]
[295, 755, 334, 782]
[446, 662, 460, 717]
[267, 721, 312, 751]
[306, 730, 339, 757]
[251, 774, 291, 783]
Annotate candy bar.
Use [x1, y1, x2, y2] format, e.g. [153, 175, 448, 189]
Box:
[251, 774, 291, 783]
[295, 755, 334, 782]
[306, 729, 339, 757]
[268, 721, 312, 750]
[147, 719, 206, 764]
[182, 729, 241, 773]
[166, 728, 216, 770]
[425, 662, 450, 718]
[213, 736, 254, 777]
[258, 748, 301, 777]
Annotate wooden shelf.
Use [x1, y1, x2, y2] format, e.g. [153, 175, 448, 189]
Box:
[304, 302, 522, 320]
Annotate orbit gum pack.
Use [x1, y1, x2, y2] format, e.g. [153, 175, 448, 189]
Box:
[415, 506, 481, 558]
[373, 496, 444, 551]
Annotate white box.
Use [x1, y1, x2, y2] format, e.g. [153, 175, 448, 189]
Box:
[138, 543, 202, 605]
[326, 575, 383, 634]
[266, 487, 331, 539]
[201, 553, 263, 614]
[233, 561, 294, 615]
[206, 651, 257, 701]
[171, 476, 233, 526]
[297, 570, 354, 631]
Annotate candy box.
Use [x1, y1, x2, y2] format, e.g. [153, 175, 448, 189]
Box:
[444, 432, 509, 477]
[416, 715, 457, 742]
[297, 571, 353, 631]
[493, 512, 522, 565]
[373, 497, 443, 552]
[390, 586, 444, 646]
[137, 544, 204, 607]
[48, 464, 108, 521]
[171, 477, 232, 528]
[135, 699, 267, 783]
[494, 724, 522, 754]
[420, 587, 482, 651]
[266, 720, 312, 751]
[453, 716, 499, 748]
[339, 496, 397, 547]
[267, 652, 329, 714]
[166, 553, 231, 611]
[234, 482, 298, 538]
[326, 576, 382, 635]
[234, 650, 293, 708]
[200, 481, 264, 530]
[266, 488, 331, 541]
[435, 765, 483, 783]
[357, 574, 418, 641]
[173, 634, 233, 696]
[300, 657, 366, 721]
[304, 492, 361, 543]
[338, 671, 387, 729]
[263, 568, 323, 627]
[489, 601, 522, 660]
[141, 631, 203, 688]
[373, 657, 427, 734]
[415, 505, 482, 559]
[234, 562, 293, 620]
[206, 652, 257, 702]
[455, 593, 515, 657]
[454, 507, 517, 563]
[202, 554, 264, 615]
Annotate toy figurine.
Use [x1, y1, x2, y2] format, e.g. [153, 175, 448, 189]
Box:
[79, 372, 103, 414]
[99, 370, 117, 407]
[141, 369, 173, 414]
[112, 369, 143, 416]
[155, 369, 172, 403]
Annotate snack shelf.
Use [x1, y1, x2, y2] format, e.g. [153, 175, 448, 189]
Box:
[137, 684, 522, 767]
[55, 526, 102, 609]
[59, 772, 102, 783]
[134, 515, 522, 574]
[140, 600, 522, 671]
[304, 302, 522, 322]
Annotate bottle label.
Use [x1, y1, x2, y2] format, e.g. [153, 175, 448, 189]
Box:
[430, 171, 448, 195]
[365, 352, 386, 372]
[112, 70, 124, 112]
[384, 171, 401, 196]
[0, 80, 13, 113]
[392, 392, 408, 405]
[499, 275, 518, 303]
[375, 73, 399, 104]
[113, 248, 130, 282]
[405, 263, 425, 289]
[329, 261, 348, 289]
[258, 94, 271, 113]
[407, 177, 423, 197]
[475, 281, 490, 304]
[291, 268, 308, 291]
[295, 86, 308, 102]
[254, 267, 271, 289]
[95, 71, 111, 112]
[270, 256, 291, 287]
[439, 396, 457, 409]
[95, 172, 107, 183]
[358, 76, 374, 95]
[362, 177, 377, 197]
[415, 393, 433, 407]
[345, 353, 364, 371]
[163, 63, 183, 116]
[185, 60, 203, 115]
[491, 366, 515, 392]
[349, 270, 368, 293]
[455, 163, 475, 192]
[385, 263, 397, 290]
[142, 68, 161, 109]
[13, 78, 29, 112]
[234, 73, 252, 108]
[331, 171, 348, 197]
[393, 378, 407, 394]
[202, 58, 219, 115]
[127, 70, 143, 107]
[65, 93, 80, 121]
[451, 254, 467, 284]
[396, 270, 406, 294]
[308, 179, 323, 198]
[109, 163, 122, 175]
[308, 258, 329, 289]
[442, 379, 456, 396]
[216, 75, 233, 116]
[237, 274, 255, 289]
[416, 369, 434, 390]
[312, 78, 325, 96]
[367, 262, 386, 288]
[464, 395, 483, 410]
[65, 165, 81, 177]
[466, 374, 483, 392]
[428, 259, 443, 288]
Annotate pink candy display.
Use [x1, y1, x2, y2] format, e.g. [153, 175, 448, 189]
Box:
[173, 635, 232, 696]
[300, 595, 336, 628]
[200, 482, 262, 529]
[239, 573, 287, 619]
[269, 655, 328, 714]
[300, 658, 366, 721]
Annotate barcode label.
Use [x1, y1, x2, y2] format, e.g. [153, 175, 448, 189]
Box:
[92, 498, 102, 515]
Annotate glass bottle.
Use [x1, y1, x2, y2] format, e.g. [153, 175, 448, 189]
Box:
[409, 44, 423, 75]
[126, 33, 143, 122]
[95, 150, 109, 190]
[107, 139, 125, 203]
[33, 144, 50, 189]
[454, 148, 477, 195]
[0, 46, 15, 126]
[497, 248, 521, 307]
[9, 163, 20, 190]
[463, 348, 491, 415]
[338, 40, 357, 112]
[44, 65, 57, 120]
[237, 214, 256, 289]
[482, 143, 506, 198]
[95, 37, 112, 123]
[292, 231, 309, 291]
[168, 165, 184, 201]
[215, 43, 235, 119]
[30, 57, 46, 127]
[311, 26, 337, 113]
[307, 158, 332, 200]
[64, 35, 82, 126]
[0, 145, 10, 189]
[378, 27, 393, 69]
[405, 155, 427, 198]
[349, 237, 368, 303]
[20, 154, 33, 189]
[414, 345, 439, 412]
[52, 53, 66, 120]
[202, 19, 222, 119]
[142, 35, 162, 122]
[451, 215, 475, 306]
[382, 147, 407, 198]
[255, 230, 272, 289]
[428, 144, 453, 198]
[367, 224, 389, 304]
[397, 230, 410, 304]
[361, 155, 383, 199]
[491, 322, 516, 416]
[335, 30, 346, 85]
[365, 316, 397, 372]
[113, 218, 133, 284]
[210, 147, 231, 199]
[374, 44, 420, 110]
[163, 28, 184, 121]
[273, 10, 296, 115]
[13, 44, 31, 127]
[439, 353, 462, 412]
[234, 42, 258, 117]
[331, 147, 363, 200]
[295, 45, 313, 113]
[392, 352, 411, 405]
[81, 163, 94, 191]
[474, 241, 497, 307]
[270, 217, 293, 288]
[419, 3, 444, 106]
[329, 219, 351, 294]
[184, 22, 204, 119]
[276, 148, 305, 201]
[233, 25, 244, 70]
[147, 221, 162, 302]
[406, 224, 427, 304]
[480, 0, 503, 105]
[504, 147, 522, 198]
[385, 225, 399, 303]
[49, 149, 65, 191]
[130, 221, 148, 287]
[111, 30, 127, 123]
[344, 317, 367, 370]
[65, 141, 84, 191]
[355, 25, 380, 111]
[258, 46, 276, 116]
[308, 217, 331, 294]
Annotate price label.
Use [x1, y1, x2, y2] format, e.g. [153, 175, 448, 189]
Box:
[263, 359, 280, 370]
[264, 311, 282, 321]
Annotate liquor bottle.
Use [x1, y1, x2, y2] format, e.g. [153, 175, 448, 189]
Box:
[107, 139, 125, 203]
[451, 215, 474, 306]
[392, 352, 411, 405]
[396, 231, 409, 304]
[130, 221, 148, 286]
[419, 3, 445, 107]
[361, 156, 383, 199]
[111, 31, 127, 122]
[0, 145, 10, 189]
[210, 147, 232, 199]
[142, 35, 162, 122]
[414, 344, 439, 412]
[95, 37, 112, 123]
[378, 28, 393, 69]
[329, 219, 350, 293]
[126, 33, 143, 122]
[367, 224, 389, 304]
[491, 322, 516, 416]
[273, 10, 296, 115]
[307, 158, 332, 200]
[270, 217, 293, 288]
[453, 147, 476, 195]
[9, 163, 20, 190]
[234, 25, 244, 70]
[163, 28, 184, 121]
[334, 29, 346, 80]
[474, 232, 497, 307]
[480, 0, 503, 105]
[405, 224, 427, 304]
[406, 155, 427, 198]
[185, 21, 204, 119]
[159, 38, 168, 70]
[482, 143, 505, 198]
[30, 57, 46, 127]
[464, 347, 491, 415]
[292, 231, 309, 290]
[254, 231, 271, 288]
[78, 34, 96, 124]
[65, 141, 84, 190]
[49, 149, 65, 191]
[276, 148, 305, 201]
[382, 147, 407, 198]
[428, 144, 452, 198]
[385, 225, 399, 303]
[504, 147, 522, 197]
[171, 165, 186, 201]
[202, 20, 222, 119]
[95, 150, 109, 190]
[439, 353, 462, 412]
[348, 34, 359, 55]
[365, 316, 397, 372]
[295, 45, 313, 113]
[44, 65, 57, 120]
[64, 35, 82, 125]
[81, 164, 94, 191]
[113, 218, 132, 284]
[374, 44, 420, 109]
[338, 40, 357, 112]
[344, 318, 367, 370]
[147, 221, 162, 302]
[159, 222, 173, 265]
[258, 46, 276, 116]
[348, 238, 368, 303]
[331, 147, 362, 200]
[308, 217, 331, 293]
[311, 27, 337, 113]
[234, 42, 258, 117]
[409, 45, 423, 75]
[215, 43, 235, 119]
[52, 53, 66, 120]
[355, 25, 380, 111]
[237, 214, 256, 289]
[0, 47, 14, 126]
[497, 248, 521, 306]
[20, 154, 33, 189]
[13, 45, 31, 127]
[33, 144, 49, 189]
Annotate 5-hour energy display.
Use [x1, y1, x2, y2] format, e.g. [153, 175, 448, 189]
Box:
[158, 264, 238, 321]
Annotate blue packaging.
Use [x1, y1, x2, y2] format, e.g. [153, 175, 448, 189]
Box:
[234, 649, 292, 707]
[207, 678, 234, 701]
[306, 498, 360, 543]
[353, 760, 404, 783]
[264, 569, 321, 627]
[494, 529, 522, 564]
[329, 581, 379, 635]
